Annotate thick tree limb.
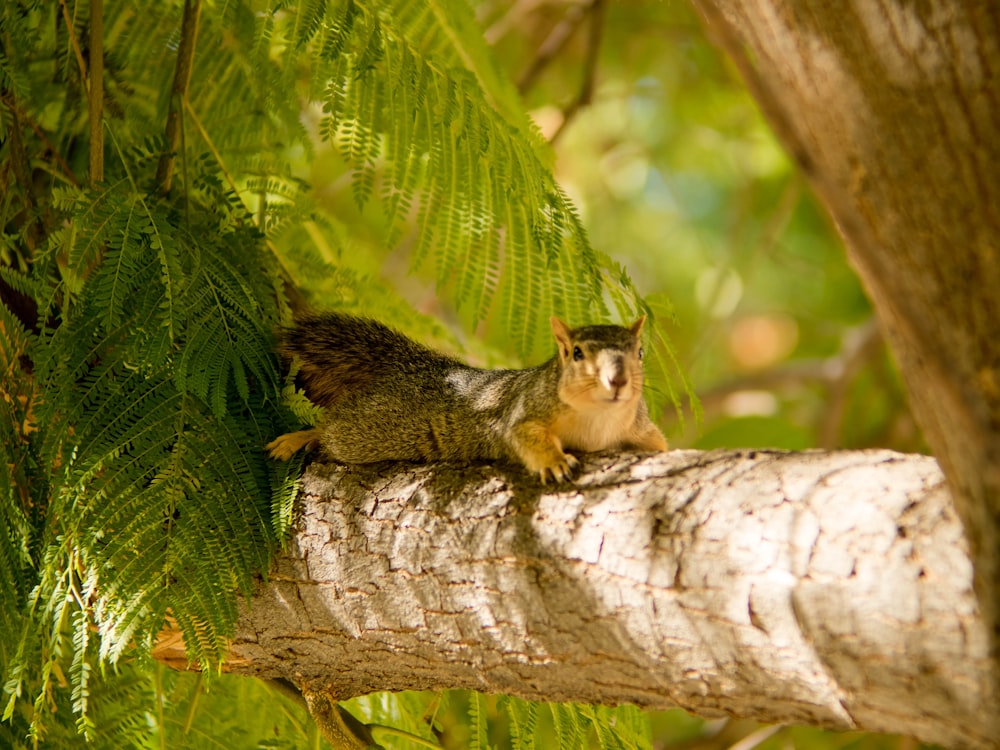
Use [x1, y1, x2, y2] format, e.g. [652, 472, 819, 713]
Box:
[227, 450, 994, 749]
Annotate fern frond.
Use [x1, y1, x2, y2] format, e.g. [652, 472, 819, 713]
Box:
[294, 0, 329, 50]
[71, 607, 94, 739]
[391, 0, 543, 149]
[0, 50, 30, 104]
[314, 3, 637, 358]
[468, 691, 488, 750]
[550, 702, 583, 749]
[176, 262, 275, 418]
[0, 302, 36, 650]
[500, 695, 537, 750]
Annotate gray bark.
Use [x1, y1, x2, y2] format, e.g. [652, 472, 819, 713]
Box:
[228, 450, 994, 749]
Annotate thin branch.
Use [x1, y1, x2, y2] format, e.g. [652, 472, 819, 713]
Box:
[728, 726, 783, 750]
[302, 691, 378, 750]
[684, 320, 886, 446]
[682, 177, 802, 371]
[484, 0, 544, 45]
[88, 0, 104, 186]
[516, 2, 589, 93]
[817, 319, 884, 448]
[59, 0, 88, 89]
[549, 0, 606, 144]
[182, 100, 238, 196]
[156, 0, 202, 195]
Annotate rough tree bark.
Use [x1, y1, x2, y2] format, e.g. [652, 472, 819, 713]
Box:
[211, 451, 992, 749]
[689, 0, 1000, 693]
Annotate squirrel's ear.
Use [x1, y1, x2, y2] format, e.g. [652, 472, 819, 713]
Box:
[629, 315, 647, 337]
[550, 316, 573, 360]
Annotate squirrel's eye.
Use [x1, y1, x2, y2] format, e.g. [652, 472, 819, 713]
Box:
[638, 346, 644, 360]
[572, 346, 584, 361]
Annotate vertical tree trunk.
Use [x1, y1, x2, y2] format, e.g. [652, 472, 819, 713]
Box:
[690, 0, 1000, 688]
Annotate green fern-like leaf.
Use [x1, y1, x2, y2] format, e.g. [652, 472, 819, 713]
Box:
[313, 1, 640, 359]
[468, 691, 489, 750]
[550, 702, 583, 750]
[500, 695, 537, 750]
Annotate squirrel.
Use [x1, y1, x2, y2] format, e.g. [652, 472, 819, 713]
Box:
[265, 312, 667, 482]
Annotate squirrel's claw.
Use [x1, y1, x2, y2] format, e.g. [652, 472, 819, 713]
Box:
[538, 453, 579, 484]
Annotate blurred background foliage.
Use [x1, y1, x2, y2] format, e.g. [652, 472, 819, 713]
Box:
[0, 0, 928, 746]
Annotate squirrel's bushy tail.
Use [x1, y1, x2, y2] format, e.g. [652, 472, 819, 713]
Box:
[279, 313, 454, 408]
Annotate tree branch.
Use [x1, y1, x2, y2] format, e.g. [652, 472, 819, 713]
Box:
[217, 450, 994, 749]
[548, 0, 606, 144]
[156, 0, 201, 194]
[88, 0, 103, 186]
[59, 0, 88, 90]
[301, 691, 379, 749]
[689, 320, 886, 448]
[516, 2, 590, 93]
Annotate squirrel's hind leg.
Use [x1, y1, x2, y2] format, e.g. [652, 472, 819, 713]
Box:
[626, 425, 668, 453]
[266, 428, 322, 460]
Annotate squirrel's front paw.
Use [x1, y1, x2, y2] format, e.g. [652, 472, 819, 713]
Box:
[512, 422, 579, 484]
[536, 452, 579, 484]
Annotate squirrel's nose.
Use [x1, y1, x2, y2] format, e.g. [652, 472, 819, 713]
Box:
[609, 373, 628, 389]
[605, 365, 629, 393]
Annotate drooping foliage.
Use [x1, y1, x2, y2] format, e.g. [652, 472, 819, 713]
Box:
[0, 0, 682, 743]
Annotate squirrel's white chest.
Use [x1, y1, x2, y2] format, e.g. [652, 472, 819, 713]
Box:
[554, 402, 635, 452]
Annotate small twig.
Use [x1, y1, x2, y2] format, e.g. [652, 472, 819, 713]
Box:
[182, 99, 239, 195]
[59, 0, 89, 89]
[516, 2, 589, 93]
[550, 0, 606, 144]
[727, 725, 783, 750]
[681, 176, 802, 371]
[302, 690, 379, 750]
[818, 318, 884, 448]
[696, 359, 834, 408]
[484, 0, 544, 45]
[371, 724, 442, 749]
[689, 320, 884, 447]
[88, 0, 104, 186]
[156, 0, 202, 194]
[697, 321, 881, 404]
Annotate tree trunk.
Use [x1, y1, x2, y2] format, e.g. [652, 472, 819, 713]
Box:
[205, 451, 993, 749]
[689, 0, 1000, 698]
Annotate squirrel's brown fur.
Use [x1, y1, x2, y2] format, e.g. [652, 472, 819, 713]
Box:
[266, 312, 667, 482]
